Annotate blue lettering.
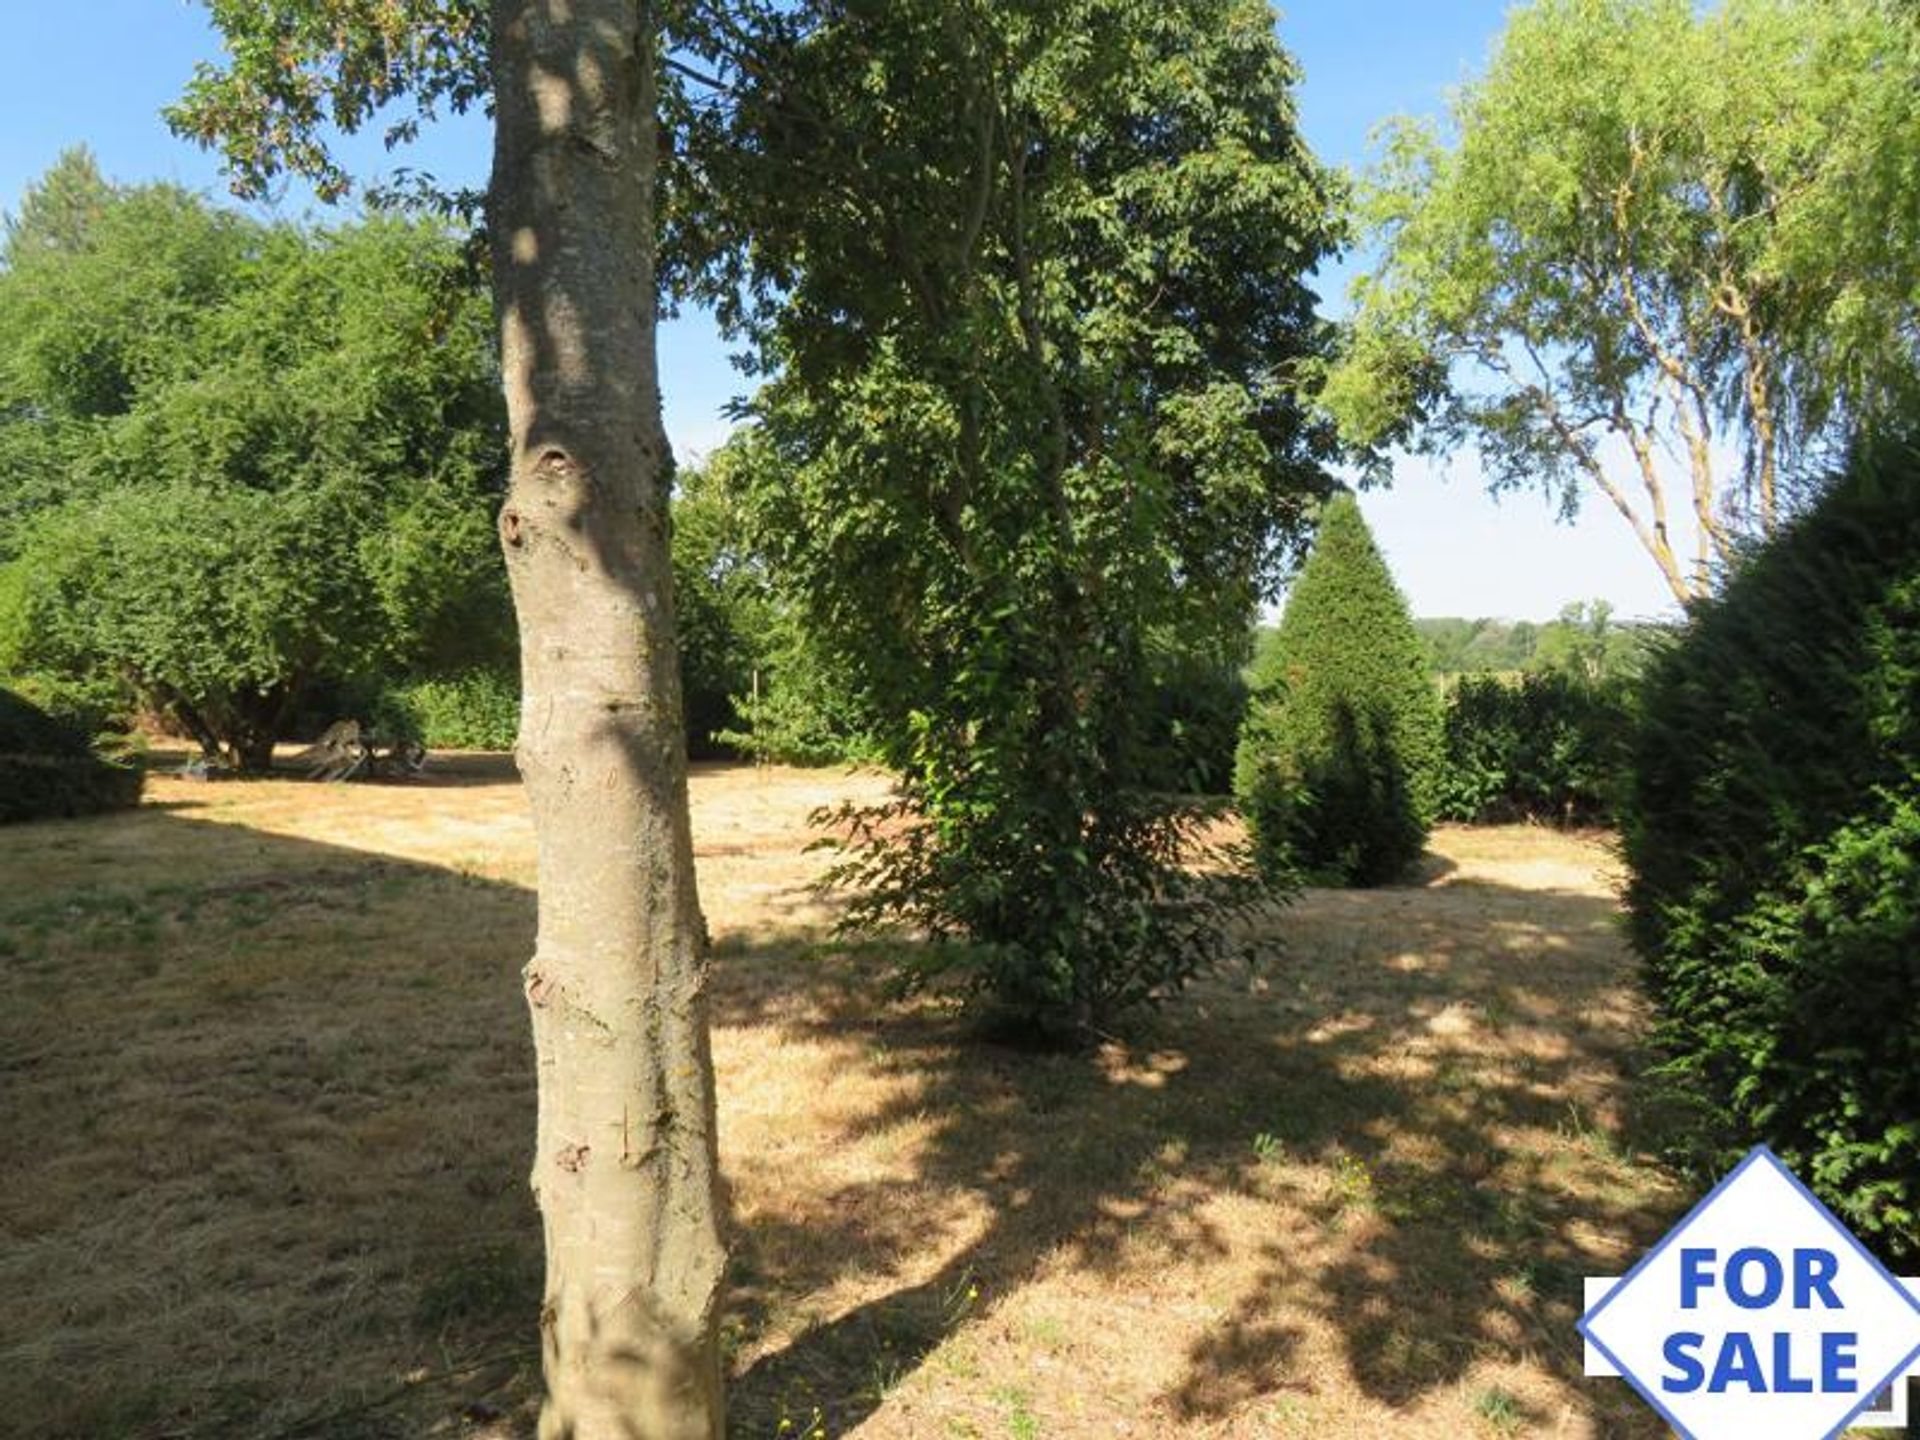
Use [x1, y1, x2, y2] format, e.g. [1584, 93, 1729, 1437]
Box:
[1658, 1328, 1862, 1395]
[1823, 1332, 1858, 1392]
[1662, 1332, 1706, 1393]
[1710, 1332, 1765, 1393]
[1726, 1247, 1783, 1308]
[1771, 1332, 1813, 1393]
[1680, 1248, 1717, 1308]
[1795, 1249, 1842, 1309]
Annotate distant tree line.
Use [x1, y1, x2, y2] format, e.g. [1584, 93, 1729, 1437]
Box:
[1413, 603, 1660, 681]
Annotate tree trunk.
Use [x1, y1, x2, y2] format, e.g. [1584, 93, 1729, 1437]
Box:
[489, 4, 727, 1437]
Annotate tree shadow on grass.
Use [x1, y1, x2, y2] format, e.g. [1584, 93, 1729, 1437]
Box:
[715, 866, 1682, 1436]
[0, 805, 550, 1439]
[1, 796, 1683, 1438]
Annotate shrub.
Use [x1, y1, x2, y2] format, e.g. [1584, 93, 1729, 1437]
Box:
[714, 614, 878, 767]
[0, 184, 508, 770]
[2, 484, 379, 770]
[378, 669, 520, 751]
[1436, 672, 1633, 825]
[823, 780, 1269, 1044]
[1234, 495, 1443, 885]
[1622, 443, 1920, 1262]
[0, 686, 142, 823]
[0, 667, 129, 745]
[672, 455, 876, 765]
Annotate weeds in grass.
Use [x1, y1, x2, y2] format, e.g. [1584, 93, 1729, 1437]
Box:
[1325, 1150, 1377, 1218]
[865, 1342, 908, 1405]
[1264, 1394, 1311, 1429]
[1373, 1166, 1451, 1224]
[1473, 1385, 1524, 1434]
[1559, 1100, 1633, 1167]
[992, 1384, 1041, 1439]
[1022, 1314, 1067, 1349]
[944, 1266, 981, 1326]
[774, 1399, 827, 1437]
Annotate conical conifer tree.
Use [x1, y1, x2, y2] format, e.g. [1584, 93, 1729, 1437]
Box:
[1234, 493, 1442, 885]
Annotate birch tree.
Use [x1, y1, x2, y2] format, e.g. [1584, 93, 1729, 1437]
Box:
[1322, 0, 1920, 605]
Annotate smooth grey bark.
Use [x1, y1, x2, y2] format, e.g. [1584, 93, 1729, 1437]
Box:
[490, 2, 727, 1435]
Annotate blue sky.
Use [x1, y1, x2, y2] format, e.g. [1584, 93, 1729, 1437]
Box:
[0, 0, 1684, 622]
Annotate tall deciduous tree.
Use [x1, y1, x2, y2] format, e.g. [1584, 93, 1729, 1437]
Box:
[676, 0, 1340, 1037]
[172, 2, 727, 1434]
[1322, 0, 1920, 605]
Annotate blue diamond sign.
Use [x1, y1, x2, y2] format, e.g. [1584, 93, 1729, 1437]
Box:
[1580, 1147, 1920, 1439]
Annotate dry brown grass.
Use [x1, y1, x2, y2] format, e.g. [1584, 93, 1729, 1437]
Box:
[0, 757, 1683, 1438]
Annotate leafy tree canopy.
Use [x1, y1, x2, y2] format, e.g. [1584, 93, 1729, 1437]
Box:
[680, 0, 1341, 1035]
[0, 158, 508, 765]
[1322, 0, 1920, 603]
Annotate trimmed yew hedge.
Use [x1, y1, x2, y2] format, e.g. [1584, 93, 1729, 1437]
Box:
[1234, 494, 1442, 886]
[1622, 444, 1920, 1262]
[0, 687, 142, 823]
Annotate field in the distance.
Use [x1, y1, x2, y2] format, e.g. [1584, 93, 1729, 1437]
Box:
[0, 758, 1683, 1438]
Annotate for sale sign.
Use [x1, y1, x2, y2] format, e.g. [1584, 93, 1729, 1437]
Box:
[1579, 1147, 1920, 1439]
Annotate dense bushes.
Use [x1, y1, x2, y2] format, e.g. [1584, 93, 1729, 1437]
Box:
[671, 454, 877, 765]
[1622, 446, 1920, 1262]
[1235, 495, 1442, 885]
[0, 163, 510, 769]
[1436, 672, 1632, 825]
[4, 485, 385, 770]
[375, 669, 520, 751]
[1137, 645, 1249, 796]
[0, 686, 141, 823]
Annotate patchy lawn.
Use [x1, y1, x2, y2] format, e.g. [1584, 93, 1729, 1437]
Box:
[0, 758, 1682, 1438]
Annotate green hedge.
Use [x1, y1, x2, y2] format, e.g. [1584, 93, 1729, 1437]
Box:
[1622, 444, 1920, 1262]
[1436, 672, 1632, 826]
[0, 686, 142, 823]
[376, 669, 520, 751]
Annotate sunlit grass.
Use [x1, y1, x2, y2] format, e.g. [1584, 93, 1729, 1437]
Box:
[0, 764, 1680, 1436]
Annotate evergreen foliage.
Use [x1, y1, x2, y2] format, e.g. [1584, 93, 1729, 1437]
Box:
[1235, 494, 1442, 885]
[0, 685, 141, 823]
[1435, 672, 1632, 826]
[1622, 442, 1920, 1261]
